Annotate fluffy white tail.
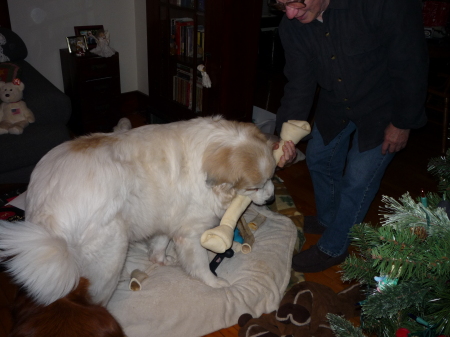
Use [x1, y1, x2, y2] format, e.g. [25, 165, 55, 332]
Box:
[0, 220, 79, 305]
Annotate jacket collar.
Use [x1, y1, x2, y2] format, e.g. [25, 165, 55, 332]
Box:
[328, 0, 348, 9]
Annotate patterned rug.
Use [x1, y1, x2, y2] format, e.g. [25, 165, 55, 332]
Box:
[268, 175, 306, 290]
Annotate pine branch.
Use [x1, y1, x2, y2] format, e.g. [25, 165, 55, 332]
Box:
[379, 193, 450, 235]
[349, 223, 382, 256]
[370, 228, 450, 282]
[428, 150, 450, 198]
[428, 283, 450, 335]
[340, 254, 377, 285]
[344, 221, 450, 283]
[327, 314, 367, 337]
[361, 282, 430, 319]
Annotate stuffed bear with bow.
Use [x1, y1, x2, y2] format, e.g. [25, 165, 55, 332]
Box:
[0, 79, 34, 135]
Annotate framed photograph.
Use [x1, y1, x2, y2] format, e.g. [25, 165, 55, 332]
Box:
[66, 35, 88, 55]
[74, 25, 104, 49]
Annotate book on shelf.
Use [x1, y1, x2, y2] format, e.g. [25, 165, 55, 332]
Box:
[186, 25, 194, 57]
[170, 18, 193, 56]
[176, 19, 194, 56]
[198, 0, 205, 11]
[169, 0, 194, 7]
[197, 25, 205, 59]
[173, 63, 194, 109]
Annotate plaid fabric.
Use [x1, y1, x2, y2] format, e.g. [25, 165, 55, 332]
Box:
[268, 175, 306, 290]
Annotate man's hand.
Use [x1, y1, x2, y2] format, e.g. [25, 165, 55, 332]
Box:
[273, 140, 296, 168]
[381, 123, 410, 155]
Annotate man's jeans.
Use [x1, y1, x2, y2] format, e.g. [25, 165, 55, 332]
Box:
[306, 122, 395, 257]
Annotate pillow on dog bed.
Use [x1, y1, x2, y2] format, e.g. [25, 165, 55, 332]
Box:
[107, 205, 297, 337]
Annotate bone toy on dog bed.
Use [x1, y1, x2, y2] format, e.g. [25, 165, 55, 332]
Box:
[200, 120, 311, 253]
[235, 215, 257, 254]
[209, 214, 264, 275]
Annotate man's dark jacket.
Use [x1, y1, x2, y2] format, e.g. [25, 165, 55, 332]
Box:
[276, 0, 428, 151]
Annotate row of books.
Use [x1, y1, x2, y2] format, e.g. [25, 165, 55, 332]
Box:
[172, 63, 203, 112]
[168, 0, 194, 8]
[169, 18, 204, 59]
[168, 0, 204, 11]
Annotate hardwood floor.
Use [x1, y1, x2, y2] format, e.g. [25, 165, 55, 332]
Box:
[0, 107, 442, 337]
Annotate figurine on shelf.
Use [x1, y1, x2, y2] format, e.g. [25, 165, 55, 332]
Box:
[76, 39, 86, 57]
[89, 29, 116, 58]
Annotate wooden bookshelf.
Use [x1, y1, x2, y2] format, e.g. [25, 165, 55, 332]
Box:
[146, 0, 263, 122]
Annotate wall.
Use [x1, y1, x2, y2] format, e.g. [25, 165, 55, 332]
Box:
[7, 0, 148, 95]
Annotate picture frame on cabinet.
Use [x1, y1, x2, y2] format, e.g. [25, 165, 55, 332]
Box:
[66, 35, 88, 56]
[74, 25, 104, 49]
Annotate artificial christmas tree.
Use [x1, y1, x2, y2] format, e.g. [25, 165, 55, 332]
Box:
[328, 151, 450, 337]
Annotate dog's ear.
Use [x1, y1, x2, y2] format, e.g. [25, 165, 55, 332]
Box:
[202, 143, 238, 187]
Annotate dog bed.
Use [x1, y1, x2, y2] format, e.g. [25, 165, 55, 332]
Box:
[107, 204, 299, 337]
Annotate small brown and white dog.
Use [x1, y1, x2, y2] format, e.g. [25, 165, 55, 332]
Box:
[0, 116, 276, 306]
[10, 277, 125, 337]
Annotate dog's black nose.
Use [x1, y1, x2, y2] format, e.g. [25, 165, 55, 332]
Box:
[5, 94, 9, 97]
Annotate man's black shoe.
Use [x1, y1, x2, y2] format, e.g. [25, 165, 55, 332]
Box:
[303, 216, 327, 234]
[292, 245, 349, 273]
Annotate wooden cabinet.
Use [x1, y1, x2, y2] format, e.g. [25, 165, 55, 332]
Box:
[146, 0, 262, 123]
[60, 49, 121, 134]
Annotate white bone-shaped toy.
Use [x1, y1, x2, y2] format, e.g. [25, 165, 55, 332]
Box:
[200, 120, 311, 253]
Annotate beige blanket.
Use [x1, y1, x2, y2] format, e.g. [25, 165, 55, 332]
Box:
[107, 205, 297, 337]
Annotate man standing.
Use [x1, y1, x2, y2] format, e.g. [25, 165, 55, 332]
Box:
[275, 0, 428, 272]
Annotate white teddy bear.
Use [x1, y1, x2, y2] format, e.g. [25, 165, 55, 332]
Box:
[0, 79, 35, 135]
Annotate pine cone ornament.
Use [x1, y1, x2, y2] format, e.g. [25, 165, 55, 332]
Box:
[409, 226, 428, 240]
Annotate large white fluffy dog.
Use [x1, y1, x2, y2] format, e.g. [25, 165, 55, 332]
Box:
[0, 116, 277, 306]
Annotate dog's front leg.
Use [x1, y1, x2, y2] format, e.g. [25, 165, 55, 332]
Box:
[173, 235, 229, 288]
[147, 234, 176, 266]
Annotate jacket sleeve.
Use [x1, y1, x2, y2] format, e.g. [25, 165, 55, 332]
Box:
[381, 0, 428, 129]
[276, 17, 318, 135]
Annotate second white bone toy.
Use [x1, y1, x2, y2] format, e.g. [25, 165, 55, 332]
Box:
[273, 120, 311, 164]
[200, 120, 311, 254]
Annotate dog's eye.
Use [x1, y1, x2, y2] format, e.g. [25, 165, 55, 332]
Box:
[246, 188, 259, 192]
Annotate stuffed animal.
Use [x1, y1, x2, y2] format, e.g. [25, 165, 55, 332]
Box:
[238, 281, 365, 337]
[0, 79, 35, 135]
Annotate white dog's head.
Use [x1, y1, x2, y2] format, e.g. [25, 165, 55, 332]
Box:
[202, 120, 276, 206]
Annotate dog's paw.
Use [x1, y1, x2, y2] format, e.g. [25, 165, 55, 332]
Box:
[149, 253, 176, 266]
[205, 275, 230, 288]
